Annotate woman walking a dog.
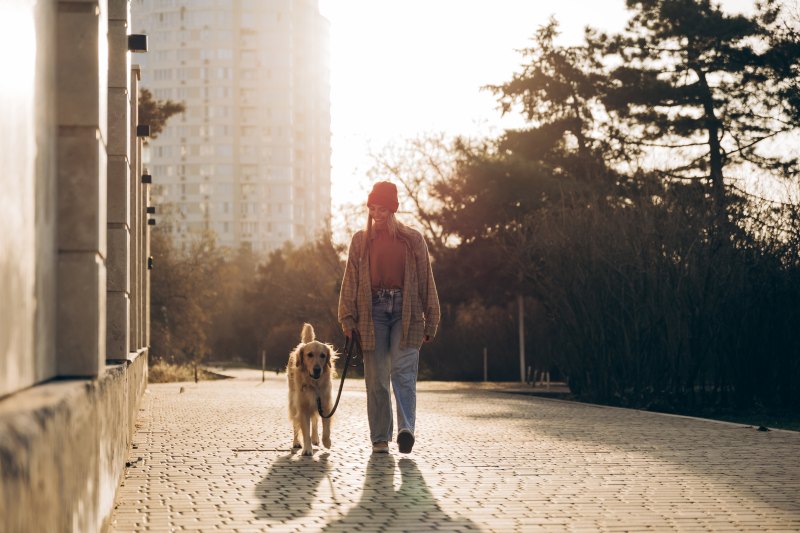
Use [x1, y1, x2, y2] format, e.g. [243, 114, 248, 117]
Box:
[338, 181, 440, 454]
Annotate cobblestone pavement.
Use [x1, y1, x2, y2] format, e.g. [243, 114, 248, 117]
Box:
[110, 369, 800, 532]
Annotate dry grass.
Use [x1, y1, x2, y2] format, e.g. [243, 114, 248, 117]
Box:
[148, 360, 230, 383]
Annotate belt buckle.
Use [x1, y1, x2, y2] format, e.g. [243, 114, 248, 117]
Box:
[376, 288, 399, 298]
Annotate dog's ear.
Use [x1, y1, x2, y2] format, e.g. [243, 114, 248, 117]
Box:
[296, 347, 304, 367]
[325, 349, 331, 368]
[301, 323, 315, 344]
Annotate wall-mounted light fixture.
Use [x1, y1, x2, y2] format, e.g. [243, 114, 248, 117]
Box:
[128, 34, 148, 53]
[136, 125, 150, 138]
[146, 206, 156, 214]
[141, 174, 152, 184]
[147, 219, 156, 226]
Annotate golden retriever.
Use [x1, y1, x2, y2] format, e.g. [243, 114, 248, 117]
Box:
[286, 323, 338, 456]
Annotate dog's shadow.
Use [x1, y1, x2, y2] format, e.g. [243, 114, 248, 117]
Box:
[253, 451, 331, 522]
[322, 455, 480, 532]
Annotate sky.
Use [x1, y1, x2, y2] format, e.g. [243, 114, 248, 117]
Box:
[317, 0, 761, 221]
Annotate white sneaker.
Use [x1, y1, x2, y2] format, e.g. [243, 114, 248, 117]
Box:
[372, 441, 389, 453]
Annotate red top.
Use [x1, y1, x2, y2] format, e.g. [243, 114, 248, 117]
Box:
[369, 229, 406, 291]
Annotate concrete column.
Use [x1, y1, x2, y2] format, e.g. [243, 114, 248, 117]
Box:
[138, 173, 145, 350]
[106, 0, 131, 361]
[129, 65, 141, 352]
[139, 183, 150, 348]
[56, 0, 109, 376]
[144, 183, 151, 348]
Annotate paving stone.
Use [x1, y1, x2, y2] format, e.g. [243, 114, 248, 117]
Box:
[109, 370, 800, 532]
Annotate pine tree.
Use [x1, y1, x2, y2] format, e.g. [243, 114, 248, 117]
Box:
[594, 0, 798, 223]
[138, 88, 185, 140]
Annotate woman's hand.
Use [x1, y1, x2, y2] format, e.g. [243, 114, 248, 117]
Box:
[423, 334, 431, 343]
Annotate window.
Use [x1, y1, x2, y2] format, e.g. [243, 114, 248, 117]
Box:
[177, 48, 198, 61]
[153, 68, 173, 81]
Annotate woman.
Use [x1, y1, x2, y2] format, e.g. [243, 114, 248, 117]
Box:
[338, 181, 440, 454]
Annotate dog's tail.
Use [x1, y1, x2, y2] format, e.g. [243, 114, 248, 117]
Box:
[301, 323, 315, 344]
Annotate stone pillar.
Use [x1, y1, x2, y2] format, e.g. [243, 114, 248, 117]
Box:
[144, 178, 151, 348]
[129, 65, 141, 352]
[138, 166, 146, 351]
[106, 0, 131, 362]
[56, 0, 109, 376]
[138, 163, 145, 351]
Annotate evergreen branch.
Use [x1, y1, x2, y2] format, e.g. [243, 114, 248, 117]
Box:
[729, 183, 797, 207]
[628, 139, 710, 148]
[727, 129, 784, 157]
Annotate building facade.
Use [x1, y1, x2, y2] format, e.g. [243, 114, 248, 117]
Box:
[1, 1, 150, 531]
[132, 0, 331, 254]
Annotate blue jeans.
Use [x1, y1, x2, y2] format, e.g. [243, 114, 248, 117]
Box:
[365, 289, 419, 443]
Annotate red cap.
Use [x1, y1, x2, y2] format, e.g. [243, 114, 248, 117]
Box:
[367, 181, 399, 213]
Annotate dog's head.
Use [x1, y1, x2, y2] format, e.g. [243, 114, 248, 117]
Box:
[296, 340, 338, 380]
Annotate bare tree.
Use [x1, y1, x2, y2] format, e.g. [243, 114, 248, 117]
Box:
[366, 133, 459, 253]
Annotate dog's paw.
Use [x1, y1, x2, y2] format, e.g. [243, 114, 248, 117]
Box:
[322, 436, 331, 449]
[312, 438, 320, 446]
[301, 447, 314, 457]
[292, 442, 302, 449]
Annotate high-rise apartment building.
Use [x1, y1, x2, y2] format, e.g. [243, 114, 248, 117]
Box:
[132, 0, 331, 254]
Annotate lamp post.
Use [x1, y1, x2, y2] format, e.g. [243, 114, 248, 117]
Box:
[518, 294, 525, 383]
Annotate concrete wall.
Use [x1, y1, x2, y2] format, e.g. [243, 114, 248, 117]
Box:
[0, 0, 59, 396]
[0, 0, 150, 531]
[0, 352, 147, 533]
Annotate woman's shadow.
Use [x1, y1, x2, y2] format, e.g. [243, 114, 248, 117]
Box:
[323, 454, 481, 532]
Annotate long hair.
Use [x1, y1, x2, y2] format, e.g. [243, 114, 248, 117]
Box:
[362, 210, 412, 260]
[366, 211, 399, 240]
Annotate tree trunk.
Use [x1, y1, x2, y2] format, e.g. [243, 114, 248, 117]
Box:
[694, 69, 727, 226]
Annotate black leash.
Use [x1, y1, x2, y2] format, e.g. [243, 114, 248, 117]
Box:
[317, 330, 362, 419]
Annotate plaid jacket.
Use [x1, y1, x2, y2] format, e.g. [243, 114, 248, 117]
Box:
[338, 226, 440, 352]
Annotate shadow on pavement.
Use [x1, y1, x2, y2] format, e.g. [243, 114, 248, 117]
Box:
[323, 454, 481, 532]
[465, 391, 800, 517]
[253, 451, 331, 522]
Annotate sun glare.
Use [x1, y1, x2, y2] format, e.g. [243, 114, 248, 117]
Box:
[318, 0, 770, 230]
[318, 0, 632, 218]
[0, 4, 36, 97]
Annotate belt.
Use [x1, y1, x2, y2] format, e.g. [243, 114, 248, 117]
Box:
[372, 288, 402, 297]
